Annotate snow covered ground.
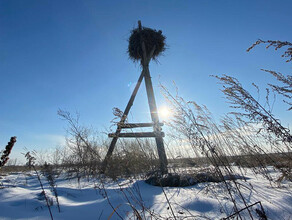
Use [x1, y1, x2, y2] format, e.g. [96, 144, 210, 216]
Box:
[0, 168, 291, 220]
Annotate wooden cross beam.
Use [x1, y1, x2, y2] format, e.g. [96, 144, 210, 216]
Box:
[108, 132, 165, 138]
[118, 122, 164, 129]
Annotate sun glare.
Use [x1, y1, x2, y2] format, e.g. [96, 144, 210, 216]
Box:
[158, 106, 172, 120]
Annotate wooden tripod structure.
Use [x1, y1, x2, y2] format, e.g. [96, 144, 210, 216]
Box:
[101, 21, 168, 174]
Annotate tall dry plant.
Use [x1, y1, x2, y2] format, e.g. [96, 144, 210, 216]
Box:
[160, 85, 261, 219]
[214, 74, 292, 147]
[211, 39, 292, 182]
[0, 137, 17, 168]
[42, 162, 61, 213]
[25, 152, 54, 220]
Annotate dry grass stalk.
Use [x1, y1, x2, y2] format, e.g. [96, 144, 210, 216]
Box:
[25, 152, 54, 220]
[247, 39, 292, 62]
[214, 74, 292, 146]
[42, 162, 61, 213]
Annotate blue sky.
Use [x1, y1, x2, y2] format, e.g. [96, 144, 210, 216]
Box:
[0, 0, 291, 163]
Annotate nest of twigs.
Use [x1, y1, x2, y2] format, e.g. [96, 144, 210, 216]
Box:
[128, 26, 166, 61]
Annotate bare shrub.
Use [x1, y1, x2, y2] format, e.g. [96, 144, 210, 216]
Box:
[104, 139, 159, 179]
[56, 109, 160, 180]
[57, 109, 103, 179]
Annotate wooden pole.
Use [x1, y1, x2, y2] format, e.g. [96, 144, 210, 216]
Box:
[143, 63, 168, 174]
[139, 20, 168, 174]
[100, 71, 145, 174]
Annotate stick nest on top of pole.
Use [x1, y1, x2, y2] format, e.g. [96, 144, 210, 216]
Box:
[128, 20, 166, 63]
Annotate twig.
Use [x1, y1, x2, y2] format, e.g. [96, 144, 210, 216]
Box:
[223, 201, 267, 220]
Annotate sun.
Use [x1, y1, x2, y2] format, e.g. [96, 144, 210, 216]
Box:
[158, 106, 172, 120]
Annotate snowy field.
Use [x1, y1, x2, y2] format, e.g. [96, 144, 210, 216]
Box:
[0, 167, 291, 220]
